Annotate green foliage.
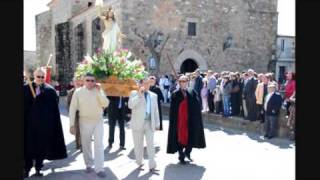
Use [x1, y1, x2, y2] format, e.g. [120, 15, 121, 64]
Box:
[75, 49, 148, 81]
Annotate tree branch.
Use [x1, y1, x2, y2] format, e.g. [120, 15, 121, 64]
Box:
[159, 34, 170, 54]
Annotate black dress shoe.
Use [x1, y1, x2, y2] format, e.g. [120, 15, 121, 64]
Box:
[119, 146, 126, 150]
[108, 144, 112, 149]
[185, 154, 193, 162]
[179, 159, 187, 165]
[149, 168, 160, 173]
[35, 170, 43, 177]
[24, 170, 30, 178]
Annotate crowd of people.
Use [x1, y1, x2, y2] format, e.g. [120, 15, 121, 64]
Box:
[23, 66, 295, 178]
[157, 69, 295, 140]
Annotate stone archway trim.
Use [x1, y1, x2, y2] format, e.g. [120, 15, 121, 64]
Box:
[175, 49, 208, 73]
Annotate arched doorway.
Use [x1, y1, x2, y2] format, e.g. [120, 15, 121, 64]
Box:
[174, 49, 208, 73]
[180, 59, 198, 73]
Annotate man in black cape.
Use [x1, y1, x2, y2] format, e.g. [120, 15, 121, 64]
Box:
[167, 75, 206, 164]
[24, 68, 67, 177]
[149, 76, 164, 130]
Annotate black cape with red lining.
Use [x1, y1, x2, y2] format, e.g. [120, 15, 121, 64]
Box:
[167, 88, 206, 154]
[24, 82, 67, 160]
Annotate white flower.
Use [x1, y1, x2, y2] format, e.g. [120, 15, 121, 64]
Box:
[84, 54, 94, 63]
[126, 51, 132, 59]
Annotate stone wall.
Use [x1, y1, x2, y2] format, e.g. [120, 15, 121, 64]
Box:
[36, 11, 52, 68]
[117, 0, 278, 74]
[92, 17, 103, 54]
[36, 0, 278, 86]
[55, 22, 72, 95]
[24, 51, 37, 72]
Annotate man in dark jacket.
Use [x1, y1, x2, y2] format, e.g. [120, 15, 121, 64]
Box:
[107, 96, 131, 150]
[243, 69, 258, 121]
[24, 68, 67, 177]
[149, 76, 165, 130]
[193, 69, 203, 108]
[167, 75, 206, 164]
[264, 83, 283, 139]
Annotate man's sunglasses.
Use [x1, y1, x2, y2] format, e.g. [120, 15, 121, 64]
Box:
[179, 80, 188, 83]
[86, 79, 95, 82]
[36, 76, 45, 79]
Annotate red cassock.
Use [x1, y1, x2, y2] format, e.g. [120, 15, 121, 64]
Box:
[177, 97, 188, 146]
[45, 67, 51, 84]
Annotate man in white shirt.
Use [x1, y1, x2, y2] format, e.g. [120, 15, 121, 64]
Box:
[69, 73, 109, 178]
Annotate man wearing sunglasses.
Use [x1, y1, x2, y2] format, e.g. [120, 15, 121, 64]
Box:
[24, 68, 67, 178]
[167, 75, 206, 164]
[69, 73, 109, 178]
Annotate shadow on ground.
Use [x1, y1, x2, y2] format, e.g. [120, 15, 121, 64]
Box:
[26, 167, 118, 180]
[163, 163, 205, 180]
[104, 148, 123, 161]
[41, 141, 81, 171]
[127, 146, 161, 160]
[122, 167, 160, 180]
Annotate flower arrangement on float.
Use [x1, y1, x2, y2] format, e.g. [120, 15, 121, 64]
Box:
[75, 48, 148, 96]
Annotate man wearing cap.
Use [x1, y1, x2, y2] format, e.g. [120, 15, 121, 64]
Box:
[167, 75, 206, 164]
[264, 83, 283, 139]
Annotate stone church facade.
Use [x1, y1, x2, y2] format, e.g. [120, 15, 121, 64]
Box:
[36, 0, 278, 93]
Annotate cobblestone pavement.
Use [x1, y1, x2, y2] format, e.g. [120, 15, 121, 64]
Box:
[26, 105, 295, 180]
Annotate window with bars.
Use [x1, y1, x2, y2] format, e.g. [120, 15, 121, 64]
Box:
[281, 39, 285, 52]
[188, 22, 196, 36]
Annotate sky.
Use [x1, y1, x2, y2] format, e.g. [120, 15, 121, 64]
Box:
[23, 0, 295, 51]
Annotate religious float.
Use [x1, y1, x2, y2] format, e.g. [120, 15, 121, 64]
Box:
[75, 48, 148, 97]
[74, 5, 148, 97]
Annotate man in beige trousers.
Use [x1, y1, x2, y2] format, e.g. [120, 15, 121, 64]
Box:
[128, 78, 160, 172]
[69, 73, 109, 178]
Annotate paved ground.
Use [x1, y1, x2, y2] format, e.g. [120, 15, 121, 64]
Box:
[26, 105, 295, 180]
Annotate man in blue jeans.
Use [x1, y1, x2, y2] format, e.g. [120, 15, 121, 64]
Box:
[222, 76, 232, 117]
